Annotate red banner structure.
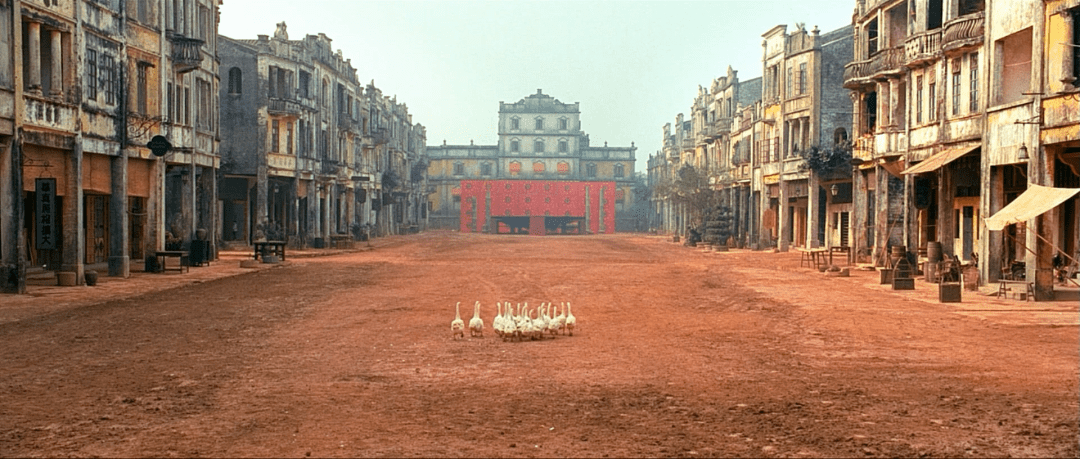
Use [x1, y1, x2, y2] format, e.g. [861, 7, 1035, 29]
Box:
[458, 180, 617, 235]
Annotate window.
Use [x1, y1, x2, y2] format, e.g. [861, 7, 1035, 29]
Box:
[864, 91, 877, 133]
[534, 139, 544, 153]
[510, 139, 519, 152]
[867, 18, 879, 55]
[298, 71, 310, 99]
[166, 83, 173, 121]
[136, 62, 149, 114]
[995, 28, 1032, 105]
[102, 55, 117, 105]
[86, 49, 97, 100]
[480, 163, 492, 176]
[1072, 8, 1080, 85]
[228, 67, 242, 94]
[559, 118, 568, 130]
[535, 118, 543, 130]
[558, 139, 568, 153]
[511, 117, 519, 130]
[586, 163, 597, 178]
[271, 120, 280, 152]
[798, 62, 807, 95]
[928, 82, 937, 121]
[287, 122, 294, 154]
[969, 52, 978, 112]
[916, 75, 923, 124]
[786, 66, 792, 98]
[833, 127, 848, 146]
[928, 0, 943, 30]
[453, 162, 464, 176]
[952, 60, 961, 115]
[614, 163, 625, 178]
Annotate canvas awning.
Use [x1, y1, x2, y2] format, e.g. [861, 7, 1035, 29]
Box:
[901, 145, 979, 175]
[984, 184, 1080, 231]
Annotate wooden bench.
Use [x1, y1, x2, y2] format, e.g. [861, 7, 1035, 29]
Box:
[997, 279, 1035, 301]
[329, 235, 353, 249]
[253, 241, 286, 261]
[154, 251, 189, 273]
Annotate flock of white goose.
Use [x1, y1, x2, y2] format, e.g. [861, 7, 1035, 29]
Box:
[451, 301, 576, 341]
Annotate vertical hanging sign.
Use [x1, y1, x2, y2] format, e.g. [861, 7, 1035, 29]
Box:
[36, 178, 58, 250]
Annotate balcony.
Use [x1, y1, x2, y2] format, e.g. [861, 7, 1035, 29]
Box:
[268, 97, 301, 115]
[169, 33, 204, 74]
[23, 93, 77, 132]
[365, 127, 390, 145]
[680, 138, 695, 150]
[843, 59, 872, 89]
[338, 114, 356, 131]
[869, 46, 905, 79]
[942, 12, 984, 52]
[905, 29, 941, 67]
[853, 136, 874, 162]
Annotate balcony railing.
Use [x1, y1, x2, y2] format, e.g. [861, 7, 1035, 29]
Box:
[365, 127, 390, 145]
[942, 12, 984, 52]
[905, 29, 941, 67]
[268, 97, 301, 115]
[338, 114, 356, 131]
[869, 46, 905, 78]
[843, 59, 872, 88]
[169, 34, 204, 74]
[853, 136, 874, 162]
[23, 93, 77, 132]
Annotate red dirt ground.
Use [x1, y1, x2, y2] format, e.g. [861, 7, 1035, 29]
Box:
[1, 232, 1076, 457]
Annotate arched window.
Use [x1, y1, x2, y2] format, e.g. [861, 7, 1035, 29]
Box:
[614, 163, 625, 178]
[586, 163, 597, 178]
[833, 127, 848, 146]
[228, 67, 242, 94]
[510, 138, 520, 153]
[558, 139, 568, 153]
[534, 139, 544, 153]
[510, 117, 520, 130]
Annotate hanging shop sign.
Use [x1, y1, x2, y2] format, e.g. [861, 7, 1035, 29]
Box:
[35, 178, 58, 250]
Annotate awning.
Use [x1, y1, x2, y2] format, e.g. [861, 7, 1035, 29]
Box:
[984, 184, 1080, 231]
[902, 145, 979, 175]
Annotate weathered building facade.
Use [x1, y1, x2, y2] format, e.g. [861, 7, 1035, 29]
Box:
[218, 24, 426, 247]
[428, 90, 636, 231]
[1, 0, 220, 293]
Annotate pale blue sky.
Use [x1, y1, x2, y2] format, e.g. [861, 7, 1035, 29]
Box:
[219, 0, 855, 173]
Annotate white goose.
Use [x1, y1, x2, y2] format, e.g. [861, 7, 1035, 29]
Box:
[493, 302, 504, 338]
[450, 302, 465, 339]
[564, 301, 576, 336]
[469, 301, 484, 338]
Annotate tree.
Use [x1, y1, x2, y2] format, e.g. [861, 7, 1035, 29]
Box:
[800, 141, 853, 181]
[653, 164, 719, 226]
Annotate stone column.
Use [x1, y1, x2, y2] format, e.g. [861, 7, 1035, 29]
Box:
[1062, 11, 1076, 89]
[26, 22, 41, 94]
[1, 138, 26, 293]
[61, 140, 84, 285]
[49, 29, 62, 98]
[1030, 146, 1056, 301]
[108, 155, 129, 277]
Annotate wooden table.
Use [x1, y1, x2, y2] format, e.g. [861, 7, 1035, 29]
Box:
[828, 246, 851, 266]
[798, 248, 827, 269]
[154, 250, 189, 273]
[997, 279, 1035, 301]
[253, 241, 286, 261]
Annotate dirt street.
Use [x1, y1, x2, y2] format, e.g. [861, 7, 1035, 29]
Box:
[0, 232, 1076, 457]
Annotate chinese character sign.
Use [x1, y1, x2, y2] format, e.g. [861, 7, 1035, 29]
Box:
[36, 178, 58, 250]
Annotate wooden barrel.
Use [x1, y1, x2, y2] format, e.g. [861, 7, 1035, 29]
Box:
[927, 241, 943, 262]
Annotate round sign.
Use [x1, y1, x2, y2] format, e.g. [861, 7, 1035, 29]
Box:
[147, 135, 172, 157]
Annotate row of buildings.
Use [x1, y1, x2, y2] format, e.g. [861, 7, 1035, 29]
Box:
[649, 0, 1080, 300]
[0, 1, 426, 294]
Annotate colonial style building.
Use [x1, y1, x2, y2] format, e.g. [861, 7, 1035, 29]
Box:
[1, 0, 220, 292]
[650, 24, 851, 252]
[427, 90, 637, 231]
[218, 23, 426, 247]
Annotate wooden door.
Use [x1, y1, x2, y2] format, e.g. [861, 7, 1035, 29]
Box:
[85, 195, 108, 264]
